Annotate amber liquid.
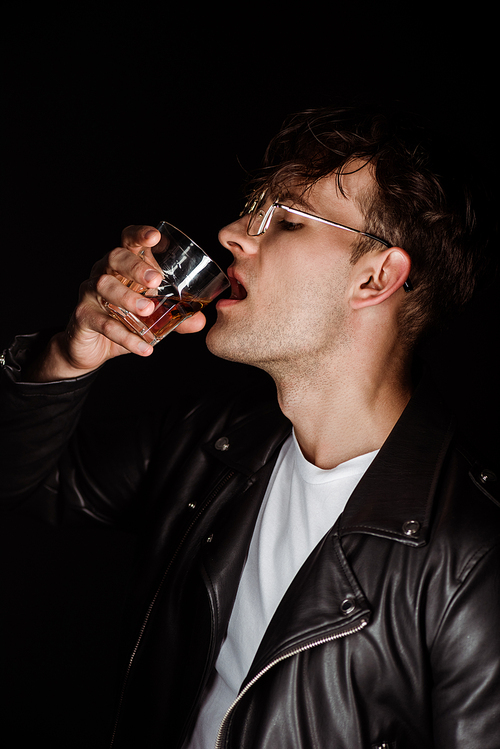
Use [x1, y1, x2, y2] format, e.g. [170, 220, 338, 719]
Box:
[106, 294, 208, 345]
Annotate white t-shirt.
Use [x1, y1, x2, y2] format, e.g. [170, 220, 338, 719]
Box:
[186, 432, 378, 748]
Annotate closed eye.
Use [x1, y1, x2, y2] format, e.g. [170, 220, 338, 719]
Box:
[277, 219, 303, 232]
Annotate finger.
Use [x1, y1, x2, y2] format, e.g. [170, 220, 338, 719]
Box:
[71, 297, 155, 359]
[103, 247, 163, 291]
[175, 311, 207, 335]
[98, 316, 155, 357]
[121, 225, 161, 253]
[93, 272, 157, 318]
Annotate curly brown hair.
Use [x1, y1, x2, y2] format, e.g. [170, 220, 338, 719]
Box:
[244, 105, 493, 347]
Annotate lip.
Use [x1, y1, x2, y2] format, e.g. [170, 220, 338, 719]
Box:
[216, 296, 241, 309]
[226, 266, 248, 301]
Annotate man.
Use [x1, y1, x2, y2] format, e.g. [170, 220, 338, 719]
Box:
[1, 106, 499, 748]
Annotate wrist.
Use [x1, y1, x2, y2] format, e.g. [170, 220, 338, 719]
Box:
[26, 331, 99, 382]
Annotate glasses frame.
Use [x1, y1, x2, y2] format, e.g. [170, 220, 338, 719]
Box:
[246, 201, 413, 292]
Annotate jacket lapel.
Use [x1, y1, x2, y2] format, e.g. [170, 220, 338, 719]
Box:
[340, 373, 455, 547]
[203, 401, 291, 476]
[244, 528, 372, 684]
[200, 400, 292, 649]
[200, 370, 456, 687]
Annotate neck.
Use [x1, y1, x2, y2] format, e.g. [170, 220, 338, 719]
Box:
[272, 347, 413, 470]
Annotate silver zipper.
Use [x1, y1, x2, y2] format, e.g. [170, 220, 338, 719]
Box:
[214, 617, 369, 749]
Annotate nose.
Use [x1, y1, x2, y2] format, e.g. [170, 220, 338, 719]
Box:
[218, 215, 259, 256]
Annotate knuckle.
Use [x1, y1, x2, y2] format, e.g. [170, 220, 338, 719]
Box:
[121, 225, 138, 239]
[95, 272, 114, 296]
[73, 300, 94, 328]
[121, 224, 159, 250]
[101, 315, 120, 339]
[121, 225, 146, 245]
[107, 246, 126, 269]
[130, 253, 145, 273]
[73, 304, 86, 326]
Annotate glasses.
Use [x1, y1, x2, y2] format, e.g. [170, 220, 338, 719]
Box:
[245, 199, 413, 292]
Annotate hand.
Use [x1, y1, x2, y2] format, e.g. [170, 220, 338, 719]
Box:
[32, 225, 207, 381]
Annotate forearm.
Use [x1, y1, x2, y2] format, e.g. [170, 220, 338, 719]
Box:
[0, 333, 98, 508]
[26, 330, 102, 382]
[1, 331, 172, 526]
[0, 225, 206, 518]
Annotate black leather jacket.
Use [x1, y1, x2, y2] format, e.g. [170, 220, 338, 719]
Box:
[1, 333, 500, 749]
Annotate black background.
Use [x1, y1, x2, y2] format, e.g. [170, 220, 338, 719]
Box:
[2, 6, 499, 747]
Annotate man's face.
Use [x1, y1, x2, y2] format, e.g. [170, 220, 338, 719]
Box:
[206, 165, 374, 376]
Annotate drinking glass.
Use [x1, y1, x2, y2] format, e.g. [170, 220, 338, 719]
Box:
[103, 221, 229, 345]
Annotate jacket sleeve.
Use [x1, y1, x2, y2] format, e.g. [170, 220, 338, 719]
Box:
[430, 537, 500, 748]
[0, 333, 98, 510]
[0, 333, 163, 527]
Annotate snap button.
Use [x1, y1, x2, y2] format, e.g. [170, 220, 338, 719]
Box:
[480, 469, 497, 483]
[187, 502, 196, 510]
[402, 519, 420, 536]
[215, 436, 230, 451]
[340, 598, 356, 615]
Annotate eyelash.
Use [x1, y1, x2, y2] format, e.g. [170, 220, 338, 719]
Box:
[278, 219, 302, 232]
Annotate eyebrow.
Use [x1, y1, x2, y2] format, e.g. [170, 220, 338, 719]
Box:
[278, 189, 317, 213]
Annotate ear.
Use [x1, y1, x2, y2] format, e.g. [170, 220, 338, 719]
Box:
[350, 248, 411, 309]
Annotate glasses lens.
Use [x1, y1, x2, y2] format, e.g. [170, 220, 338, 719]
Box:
[247, 208, 264, 235]
[247, 196, 277, 235]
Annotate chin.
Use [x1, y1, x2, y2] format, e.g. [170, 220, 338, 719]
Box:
[206, 322, 259, 367]
[205, 323, 241, 362]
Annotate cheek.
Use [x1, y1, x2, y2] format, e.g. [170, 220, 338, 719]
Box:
[257, 235, 353, 302]
[260, 247, 313, 285]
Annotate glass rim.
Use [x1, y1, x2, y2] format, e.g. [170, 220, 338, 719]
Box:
[155, 221, 228, 277]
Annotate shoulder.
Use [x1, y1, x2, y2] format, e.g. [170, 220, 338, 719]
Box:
[430, 437, 500, 578]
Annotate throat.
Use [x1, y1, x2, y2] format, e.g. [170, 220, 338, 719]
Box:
[275, 376, 412, 470]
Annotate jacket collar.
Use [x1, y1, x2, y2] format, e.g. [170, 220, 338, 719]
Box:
[243, 373, 456, 679]
[204, 395, 291, 476]
[339, 372, 455, 546]
[205, 369, 455, 547]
